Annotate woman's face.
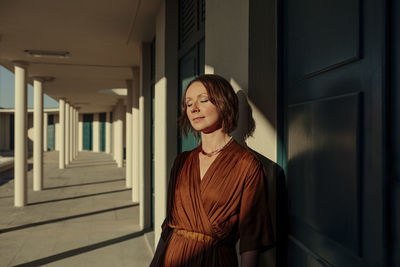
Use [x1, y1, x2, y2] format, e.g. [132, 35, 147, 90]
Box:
[185, 81, 221, 133]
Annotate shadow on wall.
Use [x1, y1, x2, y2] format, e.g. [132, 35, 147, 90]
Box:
[232, 89, 288, 267]
[202, 68, 287, 266]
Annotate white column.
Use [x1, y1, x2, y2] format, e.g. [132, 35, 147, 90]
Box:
[69, 106, 73, 162]
[132, 71, 140, 202]
[106, 112, 111, 153]
[126, 80, 133, 188]
[93, 113, 100, 152]
[112, 108, 116, 159]
[43, 112, 48, 151]
[115, 100, 124, 168]
[73, 108, 76, 158]
[59, 99, 65, 169]
[14, 62, 28, 207]
[33, 78, 43, 191]
[72, 108, 75, 158]
[75, 109, 78, 157]
[78, 113, 83, 151]
[65, 102, 70, 165]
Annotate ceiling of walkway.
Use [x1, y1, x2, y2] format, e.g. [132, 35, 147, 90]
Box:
[0, 0, 161, 113]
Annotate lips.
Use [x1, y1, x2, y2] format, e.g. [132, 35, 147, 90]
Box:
[192, 117, 204, 122]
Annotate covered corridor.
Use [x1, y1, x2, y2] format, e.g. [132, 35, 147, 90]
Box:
[0, 151, 153, 267]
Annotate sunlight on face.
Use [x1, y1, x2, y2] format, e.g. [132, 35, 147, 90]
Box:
[185, 82, 221, 133]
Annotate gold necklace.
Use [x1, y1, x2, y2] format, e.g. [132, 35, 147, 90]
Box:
[200, 137, 233, 157]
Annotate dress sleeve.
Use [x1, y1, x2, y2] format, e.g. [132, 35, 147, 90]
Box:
[239, 159, 275, 254]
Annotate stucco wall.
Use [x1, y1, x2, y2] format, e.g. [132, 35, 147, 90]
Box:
[205, 0, 278, 265]
[154, 0, 179, 246]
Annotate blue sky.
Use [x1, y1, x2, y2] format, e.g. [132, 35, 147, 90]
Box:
[0, 66, 59, 109]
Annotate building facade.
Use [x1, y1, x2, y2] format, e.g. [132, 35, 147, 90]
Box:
[0, 0, 398, 266]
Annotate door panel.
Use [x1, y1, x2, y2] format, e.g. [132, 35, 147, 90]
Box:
[99, 113, 106, 152]
[178, 43, 204, 152]
[83, 114, 93, 151]
[283, 0, 386, 266]
[47, 114, 55, 150]
[391, 0, 400, 265]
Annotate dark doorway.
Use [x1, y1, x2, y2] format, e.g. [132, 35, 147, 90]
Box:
[47, 114, 55, 150]
[99, 113, 106, 152]
[83, 114, 93, 151]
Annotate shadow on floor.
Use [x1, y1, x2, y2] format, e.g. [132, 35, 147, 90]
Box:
[44, 178, 125, 190]
[13, 228, 152, 267]
[65, 163, 117, 169]
[0, 163, 33, 186]
[28, 188, 131, 206]
[0, 203, 138, 234]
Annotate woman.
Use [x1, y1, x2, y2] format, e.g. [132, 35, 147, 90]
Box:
[151, 74, 274, 267]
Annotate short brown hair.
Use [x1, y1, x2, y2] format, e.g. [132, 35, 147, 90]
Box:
[179, 74, 239, 138]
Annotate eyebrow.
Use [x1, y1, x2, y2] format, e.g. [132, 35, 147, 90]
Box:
[185, 93, 208, 100]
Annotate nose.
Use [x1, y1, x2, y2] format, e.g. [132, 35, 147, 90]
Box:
[190, 101, 199, 113]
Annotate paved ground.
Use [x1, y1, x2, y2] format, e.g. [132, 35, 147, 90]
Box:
[0, 151, 153, 267]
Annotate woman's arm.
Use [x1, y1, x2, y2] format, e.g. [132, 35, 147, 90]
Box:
[241, 250, 259, 267]
[149, 238, 165, 267]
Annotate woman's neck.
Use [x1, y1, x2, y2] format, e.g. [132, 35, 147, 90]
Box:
[200, 129, 231, 153]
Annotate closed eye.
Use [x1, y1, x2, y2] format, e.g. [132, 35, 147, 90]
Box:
[200, 99, 208, 103]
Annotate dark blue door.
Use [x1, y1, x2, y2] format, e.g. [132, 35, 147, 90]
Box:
[282, 0, 387, 266]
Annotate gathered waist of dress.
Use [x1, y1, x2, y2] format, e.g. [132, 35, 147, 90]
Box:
[171, 227, 236, 249]
[173, 228, 215, 243]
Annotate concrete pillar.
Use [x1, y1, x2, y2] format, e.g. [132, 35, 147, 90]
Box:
[154, 1, 179, 244]
[112, 107, 116, 159]
[132, 71, 140, 202]
[126, 80, 133, 188]
[65, 102, 70, 165]
[106, 112, 111, 153]
[69, 106, 73, 162]
[59, 99, 66, 169]
[33, 78, 44, 191]
[75, 109, 78, 157]
[139, 43, 151, 229]
[73, 108, 76, 159]
[43, 112, 48, 151]
[14, 62, 28, 207]
[72, 108, 75, 159]
[115, 100, 124, 168]
[79, 113, 83, 151]
[93, 113, 100, 152]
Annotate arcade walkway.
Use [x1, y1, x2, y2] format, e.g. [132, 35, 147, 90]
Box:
[0, 151, 153, 267]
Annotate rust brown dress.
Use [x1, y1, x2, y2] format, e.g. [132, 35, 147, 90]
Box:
[154, 140, 274, 267]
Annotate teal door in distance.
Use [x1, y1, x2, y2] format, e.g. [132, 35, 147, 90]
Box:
[83, 114, 93, 150]
[99, 113, 106, 152]
[47, 114, 55, 150]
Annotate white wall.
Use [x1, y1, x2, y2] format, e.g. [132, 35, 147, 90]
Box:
[153, 0, 179, 246]
[206, 0, 278, 265]
[93, 113, 100, 152]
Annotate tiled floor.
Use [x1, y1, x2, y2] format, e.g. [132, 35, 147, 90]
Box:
[0, 151, 153, 267]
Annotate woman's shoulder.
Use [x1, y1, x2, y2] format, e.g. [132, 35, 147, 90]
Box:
[230, 140, 263, 168]
[172, 146, 198, 167]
